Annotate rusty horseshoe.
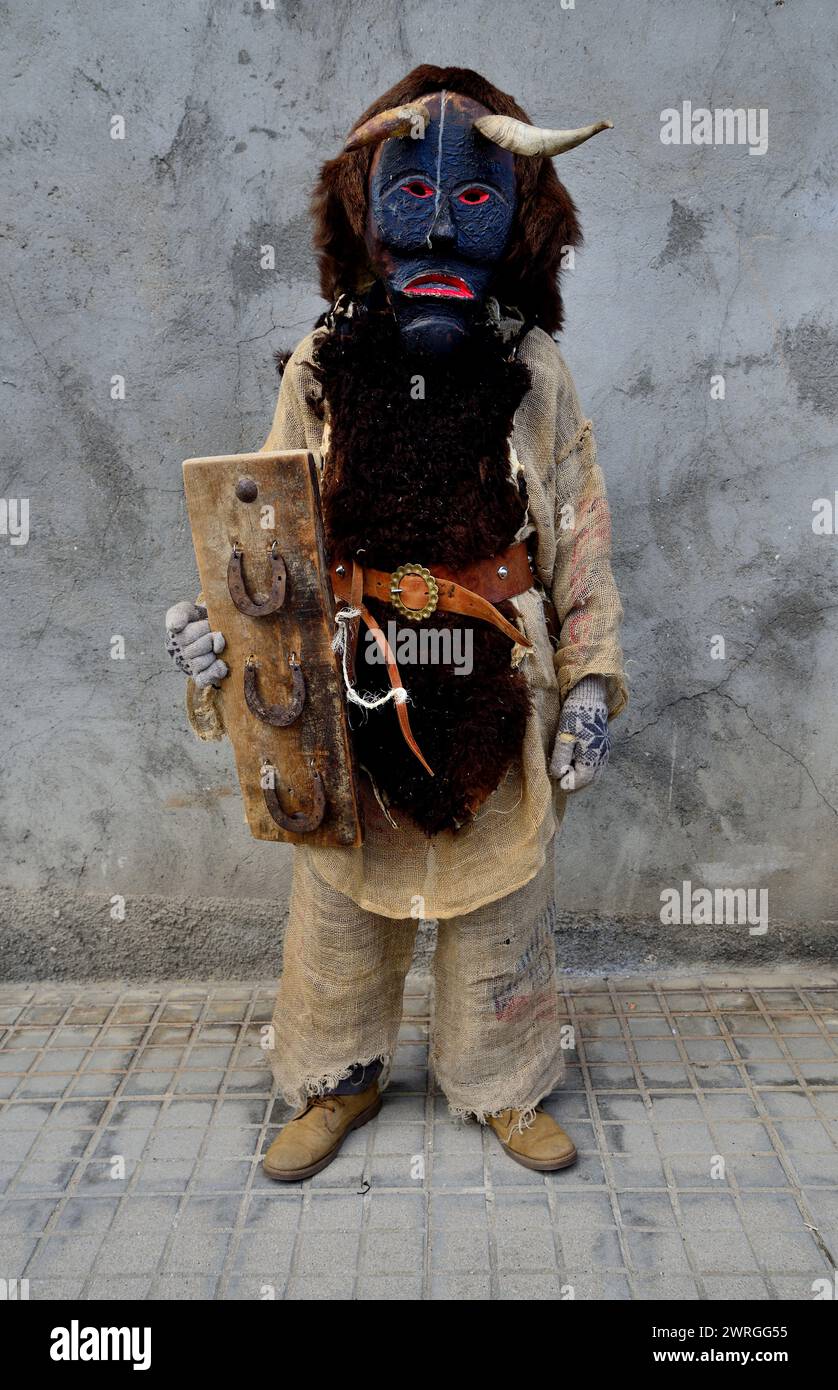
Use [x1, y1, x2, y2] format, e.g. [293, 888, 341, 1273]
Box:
[227, 540, 287, 617]
[261, 763, 326, 834]
[244, 653, 306, 727]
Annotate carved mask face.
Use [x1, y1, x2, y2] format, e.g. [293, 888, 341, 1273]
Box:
[364, 93, 517, 354]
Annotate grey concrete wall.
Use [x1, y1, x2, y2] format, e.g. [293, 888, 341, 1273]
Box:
[2, 0, 837, 976]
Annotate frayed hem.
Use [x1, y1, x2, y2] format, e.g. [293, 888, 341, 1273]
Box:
[436, 1055, 566, 1134]
[448, 1101, 539, 1134]
[277, 1052, 390, 1111]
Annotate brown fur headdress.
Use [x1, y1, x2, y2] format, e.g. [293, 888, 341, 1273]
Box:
[312, 64, 583, 336]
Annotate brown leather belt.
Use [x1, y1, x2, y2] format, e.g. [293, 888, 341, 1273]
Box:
[330, 541, 534, 777]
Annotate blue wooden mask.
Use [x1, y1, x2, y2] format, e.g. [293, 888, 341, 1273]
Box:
[364, 93, 517, 354]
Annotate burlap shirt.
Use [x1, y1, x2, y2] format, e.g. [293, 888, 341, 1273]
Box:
[191, 324, 627, 919]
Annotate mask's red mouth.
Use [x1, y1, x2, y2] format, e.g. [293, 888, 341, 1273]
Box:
[402, 273, 474, 300]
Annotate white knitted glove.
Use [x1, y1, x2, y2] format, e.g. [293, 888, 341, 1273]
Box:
[165, 601, 228, 688]
[550, 675, 610, 793]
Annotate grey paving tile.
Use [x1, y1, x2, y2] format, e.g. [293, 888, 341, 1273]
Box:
[149, 1275, 219, 1299]
[600, 1123, 659, 1155]
[559, 1227, 624, 1270]
[432, 1120, 484, 1155]
[55, 1198, 120, 1233]
[702, 1275, 771, 1299]
[368, 1154, 421, 1187]
[372, 1121, 426, 1155]
[655, 1123, 714, 1154]
[430, 1271, 491, 1299]
[618, 1192, 677, 1229]
[634, 1276, 700, 1299]
[677, 1193, 743, 1230]
[0, 1236, 38, 1272]
[13, 1161, 78, 1193]
[307, 1153, 367, 1188]
[626, 1230, 692, 1274]
[25, 1278, 87, 1299]
[0, 1197, 59, 1233]
[728, 1155, 789, 1187]
[0, 1130, 39, 1163]
[224, 1274, 286, 1299]
[431, 1227, 490, 1272]
[302, 1193, 366, 1231]
[746, 1228, 828, 1271]
[133, 1159, 194, 1193]
[94, 1226, 170, 1274]
[378, 1095, 425, 1124]
[367, 1192, 425, 1228]
[286, 1274, 355, 1299]
[495, 1224, 560, 1271]
[158, 1100, 216, 1127]
[361, 1228, 424, 1272]
[295, 1230, 361, 1274]
[670, 1155, 727, 1189]
[685, 1229, 761, 1274]
[110, 1196, 181, 1230]
[0, 1102, 55, 1131]
[0, 1164, 20, 1191]
[177, 1195, 243, 1230]
[774, 1120, 835, 1153]
[649, 1094, 704, 1121]
[610, 1155, 668, 1189]
[162, 1231, 232, 1274]
[701, 1092, 761, 1119]
[192, 1159, 253, 1191]
[174, 1070, 226, 1095]
[27, 1234, 105, 1277]
[497, 1271, 574, 1299]
[783, 1152, 838, 1186]
[230, 1230, 296, 1275]
[561, 1273, 631, 1299]
[356, 1275, 423, 1299]
[772, 1274, 833, 1299]
[429, 1153, 485, 1187]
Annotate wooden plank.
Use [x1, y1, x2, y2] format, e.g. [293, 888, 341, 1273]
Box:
[182, 450, 363, 847]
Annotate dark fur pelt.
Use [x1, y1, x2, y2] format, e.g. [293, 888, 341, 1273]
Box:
[314, 300, 533, 835]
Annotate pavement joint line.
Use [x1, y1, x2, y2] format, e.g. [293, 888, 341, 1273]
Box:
[175, 983, 260, 1298]
[567, 986, 638, 1295]
[706, 986, 837, 1285]
[11, 988, 125, 1254]
[747, 988, 838, 1273]
[654, 979, 777, 1297]
[74, 985, 207, 1295]
[610, 977, 709, 1297]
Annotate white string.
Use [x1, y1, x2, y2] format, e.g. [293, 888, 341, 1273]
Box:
[332, 607, 409, 711]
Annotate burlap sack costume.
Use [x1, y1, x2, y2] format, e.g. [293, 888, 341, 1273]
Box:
[269, 846, 561, 1119]
[185, 66, 627, 1121]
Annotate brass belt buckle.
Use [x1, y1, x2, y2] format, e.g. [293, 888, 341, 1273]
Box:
[390, 563, 439, 621]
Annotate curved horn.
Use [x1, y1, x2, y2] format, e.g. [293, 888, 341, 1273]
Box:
[474, 114, 613, 158]
[344, 102, 429, 151]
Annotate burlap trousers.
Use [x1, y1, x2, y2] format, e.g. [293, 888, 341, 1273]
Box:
[267, 841, 565, 1121]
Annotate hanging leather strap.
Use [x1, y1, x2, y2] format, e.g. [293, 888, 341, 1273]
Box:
[346, 559, 364, 683]
[355, 596, 434, 777]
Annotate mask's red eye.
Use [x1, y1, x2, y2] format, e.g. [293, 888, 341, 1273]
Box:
[458, 187, 490, 205]
[402, 180, 434, 198]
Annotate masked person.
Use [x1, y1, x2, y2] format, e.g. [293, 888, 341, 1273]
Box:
[165, 66, 627, 1179]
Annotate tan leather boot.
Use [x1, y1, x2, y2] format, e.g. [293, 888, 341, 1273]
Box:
[262, 1083, 382, 1181]
[486, 1107, 577, 1172]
